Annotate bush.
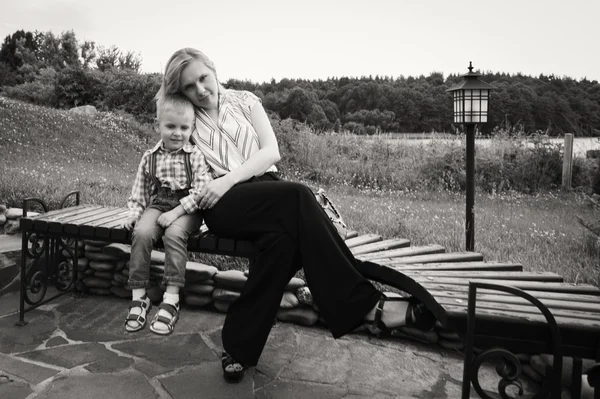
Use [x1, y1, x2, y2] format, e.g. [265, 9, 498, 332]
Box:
[99, 70, 161, 123]
[2, 67, 57, 105]
[54, 67, 105, 108]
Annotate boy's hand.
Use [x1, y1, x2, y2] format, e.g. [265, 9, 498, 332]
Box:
[157, 210, 179, 228]
[123, 217, 137, 230]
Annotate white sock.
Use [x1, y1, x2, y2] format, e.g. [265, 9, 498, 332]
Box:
[132, 288, 146, 301]
[162, 292, 179, 306]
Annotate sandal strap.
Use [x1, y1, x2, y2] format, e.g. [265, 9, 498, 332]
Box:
[369, 294, 413, 337]
[126, 313, 147, 324]
[221, 352, 244, 369]
[129, 298, 150, 311]
[158, 302, 179, 317]
[153, 314, 175, 327]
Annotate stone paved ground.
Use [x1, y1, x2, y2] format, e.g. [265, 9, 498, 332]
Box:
[0, 291, 536, 398]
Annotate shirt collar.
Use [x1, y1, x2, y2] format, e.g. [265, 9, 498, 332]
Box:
[151, 141, 195, 154]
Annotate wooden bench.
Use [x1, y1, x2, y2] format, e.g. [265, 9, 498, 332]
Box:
[18, 192, 600, 398]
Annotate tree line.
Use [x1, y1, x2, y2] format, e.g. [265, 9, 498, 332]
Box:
[1, 29, 599, 135]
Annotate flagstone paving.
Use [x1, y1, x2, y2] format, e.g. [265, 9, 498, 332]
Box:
[0, 291, 536, 398]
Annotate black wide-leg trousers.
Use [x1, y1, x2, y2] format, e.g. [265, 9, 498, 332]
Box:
[203, 173, 382, 367]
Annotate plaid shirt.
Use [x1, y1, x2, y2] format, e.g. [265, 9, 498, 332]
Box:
[126, 141, 212, 221]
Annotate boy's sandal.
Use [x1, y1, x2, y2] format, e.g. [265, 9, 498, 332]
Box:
[125, 296, 152, 333]
[149, 302, 180, 336]
[221, 352, 245, 383]
[367, 295, 436, 337]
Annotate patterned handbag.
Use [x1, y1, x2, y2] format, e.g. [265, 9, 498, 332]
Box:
[314, 188, 348, 239]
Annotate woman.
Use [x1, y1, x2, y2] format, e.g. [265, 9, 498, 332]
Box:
[157, 48, 435, 383]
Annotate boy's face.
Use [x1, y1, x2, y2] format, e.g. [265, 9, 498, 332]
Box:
[157, 107, 194, 151]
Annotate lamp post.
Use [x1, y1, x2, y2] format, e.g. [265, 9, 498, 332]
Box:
[446, 62, 495, 251]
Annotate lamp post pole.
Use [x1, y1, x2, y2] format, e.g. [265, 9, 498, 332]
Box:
[465, 123, 475, 251]
[446, 62, 495, 252]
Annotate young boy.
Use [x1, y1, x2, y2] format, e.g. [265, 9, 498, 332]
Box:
[123, 94, 212, 335]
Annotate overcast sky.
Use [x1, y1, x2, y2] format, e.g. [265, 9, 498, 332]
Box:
[1, 0, 598, 83]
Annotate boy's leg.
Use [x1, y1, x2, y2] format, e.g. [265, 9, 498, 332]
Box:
[161, 212, 203, 288]
[151, 212, 202, 334]
[129, 208, 163, 289]
[127, 208, 163, 331]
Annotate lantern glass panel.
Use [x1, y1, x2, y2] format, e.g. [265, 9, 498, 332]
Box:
[464, 90, 472, 112]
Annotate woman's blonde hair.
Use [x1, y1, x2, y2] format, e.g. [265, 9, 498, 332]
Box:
[155, 48, 218, 100]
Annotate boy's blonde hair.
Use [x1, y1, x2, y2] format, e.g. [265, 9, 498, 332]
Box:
[156, 48, 218, 99]
[155, 94, 195, 120]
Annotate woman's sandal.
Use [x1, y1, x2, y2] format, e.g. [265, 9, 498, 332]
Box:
[221, 351, 245, 383]
[367, 294, 436, 337]
[149, 302, 180, 336]
[125, 295, 152, 333]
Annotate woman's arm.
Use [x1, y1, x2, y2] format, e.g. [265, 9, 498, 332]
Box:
[198, 102, 281, 209]
[225, 102, 281, 185]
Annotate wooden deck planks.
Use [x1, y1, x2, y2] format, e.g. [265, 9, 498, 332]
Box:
[350, 238, 410, 255]
[402, 271, 563, 282]
[442, 304, 600, 330]
[417, 279, 600, 295]
[436, 297, 600, 321]
[389, 262, 523, 272]
[357, 244, 445, 261]
[429, 289, 600, 313]
[380, 252, 484, 265]
[344, 234, 382, 249]
[420, 283, 600, 303]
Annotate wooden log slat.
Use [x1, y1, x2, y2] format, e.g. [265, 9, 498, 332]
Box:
[419, 283, 600, 304]
[66, 208, 128, 233]
[381, 252, 484, 265]
[46, 206, 111, 233]
[429, 289, 600, 313]
[218, 238, 236, 253]
[235, 239, 255, 255]
[357, 244, 445, 261]
[56, 206, 122, 224]
[31, 205, 103, 233]
[403, 271, 563, 282]
[345, 230, 358, 240]
[23, 204, 93, 222]
[390, 262, 523, 272]
[344, 234, 382, 248]
[416, 279, 600, 295]
[351, 238, 410, 255]
[97, 213, 129, 229]
[196, 234, 218, 252]
[63, 208, 127, 235]
[90, 212, 131, 238]
[85, 210, 130, 228]
[442, 304, 600, 330]
[435, 297, 600, 321]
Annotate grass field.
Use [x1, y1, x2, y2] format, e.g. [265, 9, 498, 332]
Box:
[1, 97, 598, 287]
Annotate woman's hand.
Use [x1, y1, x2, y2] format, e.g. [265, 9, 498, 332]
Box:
[123, 217, 137, 230]
[199, 176, 235, 209]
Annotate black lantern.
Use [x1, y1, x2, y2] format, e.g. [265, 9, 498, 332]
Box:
[446, 62, 495, 251]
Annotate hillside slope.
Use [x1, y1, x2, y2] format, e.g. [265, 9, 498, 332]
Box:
[0, 97, 155, 208]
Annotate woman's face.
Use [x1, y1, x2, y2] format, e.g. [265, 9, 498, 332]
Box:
[179, 59, 219, 110]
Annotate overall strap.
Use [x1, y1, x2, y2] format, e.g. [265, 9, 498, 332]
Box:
[184, 152, 193, 187]
[148, 152, 161, 189]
